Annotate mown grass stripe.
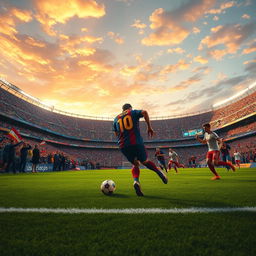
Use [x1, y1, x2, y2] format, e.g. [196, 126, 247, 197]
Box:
[0, 207, 255, 214]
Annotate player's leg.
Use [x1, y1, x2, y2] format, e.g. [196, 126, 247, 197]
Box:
[121, 147, 144, 196]
[158, 160, 164, 170]
[214, 151, 235, 172]
[235, 160, 240, 168]
[159, 160, 167, 172]
[132, 159, 144, 196]
[161, 160, 168, 173]
[223, 155, 230, 171]
[168, 160, 172, 171]
[142, 159, 168, 184]
[173, 161, 179, 173]
[206, 151, 220, 179]
[138, 145, 168, 184]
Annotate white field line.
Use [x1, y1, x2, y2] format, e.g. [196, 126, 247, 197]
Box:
[0, 207, 255, 214]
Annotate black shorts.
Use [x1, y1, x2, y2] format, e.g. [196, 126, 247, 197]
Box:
[157, 159, 166, 166]
[121, 144, 148, 164]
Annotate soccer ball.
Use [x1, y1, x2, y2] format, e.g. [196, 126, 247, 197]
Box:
[101, 180, 116, 195]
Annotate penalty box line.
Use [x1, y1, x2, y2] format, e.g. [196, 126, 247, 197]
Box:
[0, 207, 256, 214]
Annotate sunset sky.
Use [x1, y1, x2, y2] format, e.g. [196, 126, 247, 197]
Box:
[0, 0, 255, 118]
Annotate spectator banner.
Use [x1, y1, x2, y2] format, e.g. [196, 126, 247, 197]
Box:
[8, 128, 22, 142]
[25, 163, 53, 172]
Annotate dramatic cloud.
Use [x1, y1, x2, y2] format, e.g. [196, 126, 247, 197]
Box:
[206, 1, 236, 14]
[0, 0, 255, 116]
[0, 7, 32, 37]
[142, 0, 216, 46]
[199, 23, 256, 60]
[34, 0, 105, 35]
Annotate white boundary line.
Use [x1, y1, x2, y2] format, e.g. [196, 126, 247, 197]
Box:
[0, 207, 255, 214]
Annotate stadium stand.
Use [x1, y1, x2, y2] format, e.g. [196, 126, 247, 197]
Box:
[0, 79, 255, 169]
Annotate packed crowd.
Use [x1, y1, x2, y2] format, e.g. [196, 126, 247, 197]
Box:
[0, 85, 255, 169]
[1, 87, 255, 141]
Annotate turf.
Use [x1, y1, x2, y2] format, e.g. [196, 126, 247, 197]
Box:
[0, 168, 256, 256]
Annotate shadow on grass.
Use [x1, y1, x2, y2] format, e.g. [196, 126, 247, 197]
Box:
[109, 193, 130, 198]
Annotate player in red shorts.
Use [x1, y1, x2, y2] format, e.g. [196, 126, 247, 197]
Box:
[168, 148, 182, 173]
[195, 123, 235, 180]
[234, 150, 242, 168]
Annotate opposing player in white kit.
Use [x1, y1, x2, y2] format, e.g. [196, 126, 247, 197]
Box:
[234, 150, 242, 168]
[195, 123, 235, 180]
[168, 148, 183, 173]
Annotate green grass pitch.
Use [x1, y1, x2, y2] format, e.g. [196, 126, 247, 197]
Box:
[0, 167, 255, 256]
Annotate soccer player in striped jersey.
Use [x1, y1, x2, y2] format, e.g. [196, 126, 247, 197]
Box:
[195, 123, 235, 180]
[113, 103, 168, 196]
[155, 147, 168, 172]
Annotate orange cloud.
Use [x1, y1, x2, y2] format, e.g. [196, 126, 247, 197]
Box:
[131, 19, 147, 29]
[242, 45, 256, 55]
[210, 25, 223, 33]
[207, 1, 236, 14]
[242, 14, 251, 19]
[34, 0, 105, 36]
[59, 34, 103, 57]
[167, 47, 185, 54]
[131, 19, 147, 35]
[108, 32, 124, 44]
[142, 26, 189, 46]
[193, 55, 208, 64]
[0, 35, 51, 67]
[0, 8, 32, 37]
[25, 37, 46, 48]
[142, 0, 215, 46]
[160, 59, 190, 75]
[193, 27, 201, 34]
[119, 65, 139, 76]
[11, 8, 33, 22]
[199, 23, 256, 60]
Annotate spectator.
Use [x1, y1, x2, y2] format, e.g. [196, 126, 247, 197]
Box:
[4, 139, 23, 173]
[20, 142, 32, 173]
[32, 145, 40, 173]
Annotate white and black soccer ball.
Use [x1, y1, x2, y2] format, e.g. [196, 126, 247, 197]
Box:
[101, 180, 116, 195]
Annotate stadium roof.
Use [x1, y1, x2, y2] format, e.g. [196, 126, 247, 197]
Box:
[1, 78, 255, 120]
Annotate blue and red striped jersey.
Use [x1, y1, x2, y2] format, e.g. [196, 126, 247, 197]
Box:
[113, 109, 144, 148]
[155, 150, 165, 161]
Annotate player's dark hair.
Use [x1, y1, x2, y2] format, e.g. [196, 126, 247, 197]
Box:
[122, 103, 132, 111]
[202, 123, 211, 128]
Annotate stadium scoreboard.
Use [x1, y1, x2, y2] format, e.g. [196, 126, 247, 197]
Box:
[182, 128, 203, 137]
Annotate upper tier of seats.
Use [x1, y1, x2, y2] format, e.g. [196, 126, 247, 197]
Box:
[0, 86, 255, 141]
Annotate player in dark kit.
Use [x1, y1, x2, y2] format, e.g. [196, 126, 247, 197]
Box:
[155, 147, 168, 172]
[113, 103, 168, 196]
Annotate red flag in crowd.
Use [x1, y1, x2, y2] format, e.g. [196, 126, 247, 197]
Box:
[40, 140, 46, 145]
[8, 128, 22, 143]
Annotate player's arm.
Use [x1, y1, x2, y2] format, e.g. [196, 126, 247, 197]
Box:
[195, 134, 206, 144]
[141, 110, 154, 138]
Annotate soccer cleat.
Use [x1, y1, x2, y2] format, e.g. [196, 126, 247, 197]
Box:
[211, 175, 221, 180]
[133, 181, 144, 196]
[155, 169, 168, 184]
